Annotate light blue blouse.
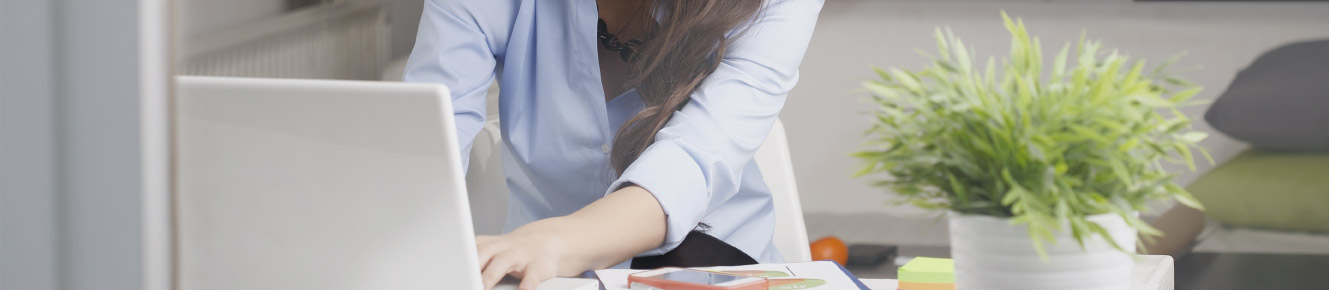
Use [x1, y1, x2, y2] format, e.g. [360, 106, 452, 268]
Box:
[403, 0, 822, 265]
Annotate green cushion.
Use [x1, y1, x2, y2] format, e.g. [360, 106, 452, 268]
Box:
[1188, 149, 1329, 232]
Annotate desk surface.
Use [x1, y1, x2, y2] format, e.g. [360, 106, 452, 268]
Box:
[497, 278, 599, 290]
[502, 278, 900, 290]
[514, 252, 1173, 290]
[861, 279, 899, 289]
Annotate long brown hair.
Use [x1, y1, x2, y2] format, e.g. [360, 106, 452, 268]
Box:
[610, 0, 765, 175]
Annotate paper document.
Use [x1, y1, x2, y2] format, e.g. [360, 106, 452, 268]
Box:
[595, 261, 865, 290]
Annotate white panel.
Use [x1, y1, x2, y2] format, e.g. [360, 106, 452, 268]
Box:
[2, 0, 171, 290]
[1, 0, 61, 289]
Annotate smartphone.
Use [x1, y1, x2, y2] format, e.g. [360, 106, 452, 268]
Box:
[628, 267, 767, 290]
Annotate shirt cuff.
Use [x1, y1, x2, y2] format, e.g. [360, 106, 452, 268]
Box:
[605, 141, 709, 256]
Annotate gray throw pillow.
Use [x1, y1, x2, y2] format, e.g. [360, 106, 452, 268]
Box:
[1205, 39, 1329, 151]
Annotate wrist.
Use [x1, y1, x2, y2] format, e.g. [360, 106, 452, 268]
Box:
[543, 216, 600, 269]
[514, 216, 601, 272]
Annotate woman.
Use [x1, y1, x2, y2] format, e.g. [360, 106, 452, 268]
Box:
[403, 0, 822, 289]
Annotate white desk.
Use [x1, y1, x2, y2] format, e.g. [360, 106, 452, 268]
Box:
[496, 278, 600, 290]
[517, 255, 1174, 290]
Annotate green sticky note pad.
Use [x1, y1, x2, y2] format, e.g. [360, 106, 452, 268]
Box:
[898, 257, 955, 283]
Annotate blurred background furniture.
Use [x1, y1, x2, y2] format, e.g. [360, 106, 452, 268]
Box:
[1165, 38, 1329, 290]
[1189, 38, 1329, 237]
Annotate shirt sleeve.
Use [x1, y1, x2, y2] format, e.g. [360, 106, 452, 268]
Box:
[606, 0, 825, 255]
[402, 0, 504, 172]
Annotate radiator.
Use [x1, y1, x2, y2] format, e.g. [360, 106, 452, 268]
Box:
[181, 1, 389, 80]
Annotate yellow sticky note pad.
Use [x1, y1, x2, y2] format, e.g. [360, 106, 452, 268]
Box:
[897, 257, 955, 284]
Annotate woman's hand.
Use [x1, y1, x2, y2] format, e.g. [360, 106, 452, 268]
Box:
[476, 217, 582, 290]
[474, 185, 667, 290]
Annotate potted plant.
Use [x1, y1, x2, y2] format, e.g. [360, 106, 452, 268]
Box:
[853, 14, 1208, 290]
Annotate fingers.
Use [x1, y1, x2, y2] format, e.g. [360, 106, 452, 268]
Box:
[518, 261, 555, 290]
[475, 236, 505, 271]
[475, 233, 560, 290]
[482, 255, 516, 290]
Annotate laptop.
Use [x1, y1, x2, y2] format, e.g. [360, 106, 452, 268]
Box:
[175, 76, 483, 290]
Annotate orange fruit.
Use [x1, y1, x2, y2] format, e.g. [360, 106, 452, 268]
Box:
[809, 236, 849, 265]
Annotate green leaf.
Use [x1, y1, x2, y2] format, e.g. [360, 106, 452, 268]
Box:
[1052, 43, 1071, 80]
[1179, 131, 1209, 143]
[1198, 146, 1216, 166]
[1123, 60, 1146, 87]
[1169, 87, 1203, 104]
[1168, 183, 1206, 210]
[1118, 138, 1140, 152]
[890, 68, 925, 94]
[873, 67, 894, 82]
[1175, 143, 1197, 171]
[1109, 159, 1133, 188]
[1133, 93, 1174, 107]
[1165, 77, 1196, 87]
[935, 28, 952, 61]
[863, 81, 902, 99]
[953, 38, 973, 73]
[1070, 126, 1111, 143]
[1154, 51, 1189, 75]
[948, 173, 970, 204]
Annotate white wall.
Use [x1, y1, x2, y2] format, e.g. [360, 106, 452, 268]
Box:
[178, 0, 286, 38]
[179, 0, 395, 40]
[788, 0, 1329, 215]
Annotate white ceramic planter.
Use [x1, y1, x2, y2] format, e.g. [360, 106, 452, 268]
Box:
[949, 212, 1137, 290]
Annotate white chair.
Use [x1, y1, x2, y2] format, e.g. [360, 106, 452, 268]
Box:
[753, 120, 813, 262]
[464, 119, 811, 262]
[384, 57, 508, 236]
[464, 120, 509, 236]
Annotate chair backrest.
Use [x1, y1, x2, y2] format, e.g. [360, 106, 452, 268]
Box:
[752, 120, 813, 262]
[464, 119, 810, 262]
[465, 120, 509, 236]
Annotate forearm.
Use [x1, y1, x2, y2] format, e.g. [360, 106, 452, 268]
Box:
[512, 185, 667, 271]
[565, 185, 667, 269]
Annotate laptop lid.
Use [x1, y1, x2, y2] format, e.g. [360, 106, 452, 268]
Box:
[176, 76, 482, 290]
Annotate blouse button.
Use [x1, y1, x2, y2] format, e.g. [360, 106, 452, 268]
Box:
[601, 144, 611, 154]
